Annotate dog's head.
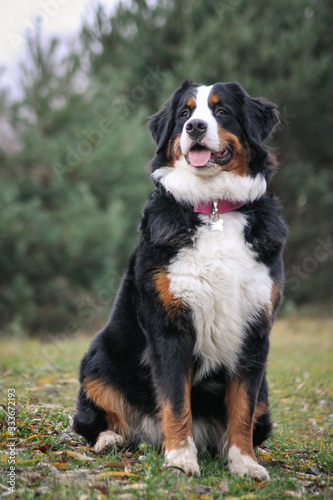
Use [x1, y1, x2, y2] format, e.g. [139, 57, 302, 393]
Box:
[148, 80, 279, 204]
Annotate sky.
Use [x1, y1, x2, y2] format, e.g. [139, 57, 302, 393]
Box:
[0, 0, 118, 90]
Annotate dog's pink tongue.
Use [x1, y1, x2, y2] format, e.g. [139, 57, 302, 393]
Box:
[188, 148, 211, 167]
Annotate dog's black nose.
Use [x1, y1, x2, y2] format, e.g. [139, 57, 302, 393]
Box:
[186, 119, 208, 140]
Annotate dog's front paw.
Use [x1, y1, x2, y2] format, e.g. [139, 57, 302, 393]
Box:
[164, 437, 200, 476]
[228, 445, 270, 481]
[93, 430, 125, 453]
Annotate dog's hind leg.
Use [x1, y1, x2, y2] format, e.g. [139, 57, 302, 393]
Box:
[73, 382, 127, 452]
[253, 375, 272, 448]
[73, 386, 108, 447]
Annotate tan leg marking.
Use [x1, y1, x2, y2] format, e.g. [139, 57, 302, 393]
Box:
[84, 378, 129, 437]
[160, 372, 200, 475]
[254, 401, 268, 425]
[225, 379, 255, 459]
[226, 380, 270, 480]
[160, 372, 192, 452]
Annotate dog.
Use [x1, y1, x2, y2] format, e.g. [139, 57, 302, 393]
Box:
[73, 80, 286, 480]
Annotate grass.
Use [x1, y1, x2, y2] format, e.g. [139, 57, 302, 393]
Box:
[0, 316, 332, 499]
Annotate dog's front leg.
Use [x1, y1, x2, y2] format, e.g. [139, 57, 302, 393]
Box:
[141, 270, 199, 475]
[147, 331, 199, 475]
[159, 366, 199, 476]
[225, 378, 270, 480]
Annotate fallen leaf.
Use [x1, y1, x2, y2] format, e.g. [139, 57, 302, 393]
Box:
[20, 433, 48, 444]
[297, 480, 314, 488]
[98, 461, 123, 469]
[32, 403, 70, 410]
[95, 471, 138, 479]
[294, 472, 320, 480]
[48, 465, 61, 474]
[54, 450, 95, 462]
[14, 419, 25, 426]
[310, 464, 321, 475]
[56, 470, 92, 480]
[193, 486, 212, 494]
[66, 450, 95, 462]
[27, 424, 39, 433]
[15, 458, 40, 465]
[122, 482, 147, 490]
[283, 491, 301, 498]
[257, 451, 272, 459]
[282, 449, 309, 456]
[34, 443, 52, 453]
[49, 462, 71, 470]
[122, 453, 132, 473]
[59, 432, 72, 442]
[224, 496, 256, 500]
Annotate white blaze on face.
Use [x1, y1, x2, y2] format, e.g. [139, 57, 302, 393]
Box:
[152, 83, 268, 204]
[180, 85, 220, 156]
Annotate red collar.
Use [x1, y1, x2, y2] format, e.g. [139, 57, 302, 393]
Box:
[194, 199, 247, 215]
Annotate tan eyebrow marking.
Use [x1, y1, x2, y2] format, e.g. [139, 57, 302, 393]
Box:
[208, 94, 220, 106]
[186, 96, 196, 108]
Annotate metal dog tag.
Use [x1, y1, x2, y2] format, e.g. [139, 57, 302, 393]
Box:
[209, 218, 224, 232]
[209, 200, 224, 232]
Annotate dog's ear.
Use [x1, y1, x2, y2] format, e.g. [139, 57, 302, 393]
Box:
[244, 95, 280, 145]
[148, 80, 195, 153]
[148, 98, 174, 153]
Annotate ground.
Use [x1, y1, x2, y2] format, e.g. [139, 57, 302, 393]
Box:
[0, 316, 332, 499]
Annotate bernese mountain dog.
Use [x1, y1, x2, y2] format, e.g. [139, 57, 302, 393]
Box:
[73, 80, 287, 480]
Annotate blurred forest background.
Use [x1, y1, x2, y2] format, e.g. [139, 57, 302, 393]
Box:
[0, 0, 332, 336]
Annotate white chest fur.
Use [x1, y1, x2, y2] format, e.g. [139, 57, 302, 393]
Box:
[167, 212, 273, 380]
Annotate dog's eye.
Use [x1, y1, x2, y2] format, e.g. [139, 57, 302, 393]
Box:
[216, 108, 228, 117]
[181, 109, 190, 119]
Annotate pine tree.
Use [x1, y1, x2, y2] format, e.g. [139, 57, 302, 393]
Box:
[0, 0, 332, 334]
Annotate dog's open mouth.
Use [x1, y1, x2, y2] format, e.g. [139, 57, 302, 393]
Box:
[185, 144, 232, 168]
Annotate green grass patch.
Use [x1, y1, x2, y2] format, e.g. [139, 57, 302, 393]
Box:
[0, 317, 332, 499]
